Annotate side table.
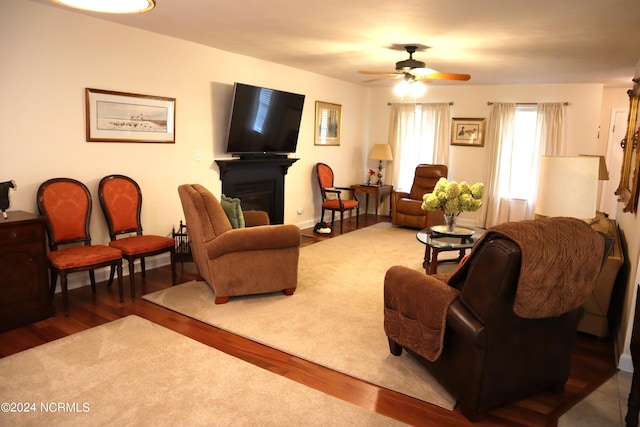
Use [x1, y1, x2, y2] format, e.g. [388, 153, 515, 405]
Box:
[0, 210, 54, 331]
[416, 227, 484, 274]
[351, 184, 393, 217]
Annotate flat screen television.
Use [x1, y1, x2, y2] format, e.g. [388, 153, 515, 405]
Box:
[225, 83, 305, 157]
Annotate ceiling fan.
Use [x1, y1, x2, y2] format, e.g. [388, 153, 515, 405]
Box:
[359, 45, 471, 83]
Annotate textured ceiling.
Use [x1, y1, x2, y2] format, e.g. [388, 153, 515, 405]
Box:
[33, 0, 640, 87]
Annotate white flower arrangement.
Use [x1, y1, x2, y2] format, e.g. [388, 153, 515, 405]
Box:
[421, 178, 484, 215]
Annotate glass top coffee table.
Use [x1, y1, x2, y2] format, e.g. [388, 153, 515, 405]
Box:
[416, 226, 485, 274]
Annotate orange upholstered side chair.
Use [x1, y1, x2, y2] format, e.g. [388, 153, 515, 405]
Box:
[37, 178, 124, 317]
[99, 175, 176, 298]
[315, 163, 359, 234]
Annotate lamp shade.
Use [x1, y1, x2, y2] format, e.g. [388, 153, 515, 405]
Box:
[579, 154, 610, 180]
[51, 0, 155, 13]
[369, 144, 393, 161]
[535, 156, 599, 219]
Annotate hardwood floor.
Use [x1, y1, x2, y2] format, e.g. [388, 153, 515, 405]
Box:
[0, 215, 618, 426]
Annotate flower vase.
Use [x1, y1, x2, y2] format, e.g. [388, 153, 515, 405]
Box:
[444, 213, 459, 232]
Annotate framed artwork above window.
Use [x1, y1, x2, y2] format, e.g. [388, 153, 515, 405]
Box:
[451, 117, 485, 147]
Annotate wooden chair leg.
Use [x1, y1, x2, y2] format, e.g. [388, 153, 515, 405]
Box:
[60, 273, 69, 317]
[355, 207, 359, 229]
[140, 257, 146, 278]
[215, 296, 229, 304]
[116, 263, 124, 303]
[106, 265, 116, 288]
[89, 270, 96, 293]
[339, 210, 344, 234]
[283, 287, 296, 296]
[170, 251, 177, 286]
[128, 259, 136, 299]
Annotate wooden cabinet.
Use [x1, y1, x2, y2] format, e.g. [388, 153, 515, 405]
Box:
[0, 211, 53, 331]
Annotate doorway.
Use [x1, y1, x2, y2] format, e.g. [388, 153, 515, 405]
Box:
[601, 108, 628, 219]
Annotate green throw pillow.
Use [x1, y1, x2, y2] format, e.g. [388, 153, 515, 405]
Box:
[220, 194, 245, 229]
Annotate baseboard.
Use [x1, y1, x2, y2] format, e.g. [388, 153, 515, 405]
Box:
[619, 353, 634, 373]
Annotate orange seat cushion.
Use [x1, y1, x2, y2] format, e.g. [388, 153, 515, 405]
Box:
[322, 199, 359, 210]
[109, 235, 174, 256]
[48, 245, 122, 269]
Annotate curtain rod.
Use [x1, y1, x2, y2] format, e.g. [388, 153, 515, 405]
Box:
[486, 101, 570, 106]
[387, 102, 454, 106]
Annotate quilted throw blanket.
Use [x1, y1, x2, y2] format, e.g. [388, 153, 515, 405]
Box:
[498, 217, 603, 318]
[459, 217, 604, 318]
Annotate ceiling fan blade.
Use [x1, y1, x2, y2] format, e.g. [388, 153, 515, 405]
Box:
[417, 72, 471, 81]
[407, 67, 438, 77]
[362, 75, 402, 83]
[358, 70, 401, 75]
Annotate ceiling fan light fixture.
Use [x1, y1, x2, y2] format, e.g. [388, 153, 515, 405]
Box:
[393, 80, 411, 97]
[393, 79, 426, 98]
[409, 81, 426, 97]
[51, 0, 155, 14]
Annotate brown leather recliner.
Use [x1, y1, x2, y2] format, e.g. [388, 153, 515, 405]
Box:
[384, 217, 612, 421]
[391, 164, 448, 229]
[178, 184, 301, 304]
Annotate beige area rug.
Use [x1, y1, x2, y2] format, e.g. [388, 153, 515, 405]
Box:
[143, 223, 457, 410]
[0, 315, 406, 426]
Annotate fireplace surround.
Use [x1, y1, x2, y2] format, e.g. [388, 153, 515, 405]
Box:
[215, 158, 298, 224]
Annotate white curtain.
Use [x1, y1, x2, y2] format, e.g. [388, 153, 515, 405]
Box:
[480, 102, 566, 227]
[526, 103, 566, 218]
[387, 103, 450, 192]
[478, 103, 516, 227]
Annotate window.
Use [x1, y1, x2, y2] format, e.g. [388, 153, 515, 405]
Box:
[509, 105, 538, 200]
[483, 102, 565, 227]
[389, 103, 450, 192]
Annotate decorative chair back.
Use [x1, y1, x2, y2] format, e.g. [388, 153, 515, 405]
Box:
[37, 178, 92, 249]
[99, 175, 143, 239]
[316, 163, 335, 201]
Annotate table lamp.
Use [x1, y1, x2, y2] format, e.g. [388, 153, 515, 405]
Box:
[369, 144, 393, 186]
[535, 156, 599, 220]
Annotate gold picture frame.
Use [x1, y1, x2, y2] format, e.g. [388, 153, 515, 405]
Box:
[616, 80, 640, 213]
[314, 101, 341, 146]
[86, 88, 176, 143]
[451, 117, 485, 147]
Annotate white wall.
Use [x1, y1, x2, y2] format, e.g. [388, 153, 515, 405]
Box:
[1, 2, 370, 252]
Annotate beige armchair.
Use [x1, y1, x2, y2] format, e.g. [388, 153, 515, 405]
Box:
[392, 164, 448, 229]
[177, 184, 301, 304]
[580, 212, 624, 337]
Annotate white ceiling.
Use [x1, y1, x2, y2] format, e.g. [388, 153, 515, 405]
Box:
[34, 0, 640, 88]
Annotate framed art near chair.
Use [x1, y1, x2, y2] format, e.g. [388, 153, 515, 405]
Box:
[314, 101, 341, 146]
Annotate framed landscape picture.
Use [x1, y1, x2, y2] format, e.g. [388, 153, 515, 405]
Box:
[85, 88, 176, 143]
[451, 117, 485, 147]
[314, 101, 341, 146]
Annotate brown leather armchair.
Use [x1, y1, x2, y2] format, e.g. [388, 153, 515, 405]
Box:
[178, 184, 301, 304]
[384, 217, 611, 421]
[391, 164, 448, 229]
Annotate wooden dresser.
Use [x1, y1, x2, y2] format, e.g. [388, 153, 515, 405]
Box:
[0, 210, 53, 331]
